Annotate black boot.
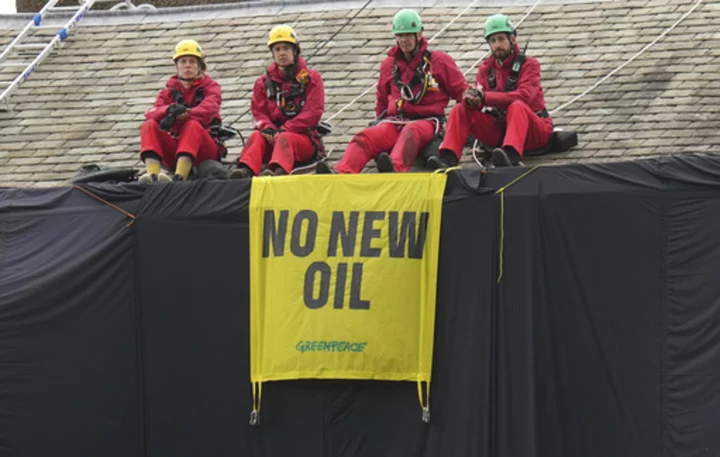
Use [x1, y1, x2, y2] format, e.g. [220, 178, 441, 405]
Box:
[427, 149, 459, 169]
[491, 148, 513, 167]
[425, 155, 444, 170]
[316, 161, 335, 174]
[376, 152, 395, 173]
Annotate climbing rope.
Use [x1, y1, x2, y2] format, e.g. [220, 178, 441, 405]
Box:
[471, 0, 704, 168]
[324, 0, 491, 157]
[549, 0, 704, 115]
[462, 0, 543, 77]
[223, 1, 375, 130]
[326, 0, 482, 126]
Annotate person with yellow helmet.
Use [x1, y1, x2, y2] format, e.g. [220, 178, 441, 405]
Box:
[138, 39, 224, 183]
[316, 9, 467, 174]
[229, 24, 325, 178]
[436, 13, 553, 168]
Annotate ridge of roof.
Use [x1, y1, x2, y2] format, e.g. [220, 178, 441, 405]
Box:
[0, 0, 604, 29]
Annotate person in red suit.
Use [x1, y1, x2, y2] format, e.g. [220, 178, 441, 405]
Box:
[316, 9, 467, 174]
[437, 14, 553, 168]
[139, 39, 223, 183]
[230, 25, 325, 178]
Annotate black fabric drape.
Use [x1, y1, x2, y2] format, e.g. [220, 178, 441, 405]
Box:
[2, 153, 720, 457]
[492, 166, 665, 457]
[132, 180, 496, 457]
[0, 187, 141, 457]
[664, 194, 720, 456]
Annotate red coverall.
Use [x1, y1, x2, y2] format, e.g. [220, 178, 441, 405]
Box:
[440, 44, 553, 160]
[335, 37, 467, 173]
[140, 74, 222, 169]
[238, 56, 325, 175]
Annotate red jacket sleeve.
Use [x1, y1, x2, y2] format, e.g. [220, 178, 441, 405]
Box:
[250, 76, 277, 132]
[483, 58, 542, 110]
[435, 52, 468, 103]
[375, 58, 393, 117]
[282, 71, 325, 133]
[145, 88, 173, 122]
[187, 78, 221, 126]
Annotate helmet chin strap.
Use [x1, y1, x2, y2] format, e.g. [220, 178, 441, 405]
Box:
[412, 35, 420, 56]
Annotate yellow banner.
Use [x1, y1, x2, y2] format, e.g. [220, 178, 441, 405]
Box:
[249, 173, 446, 419]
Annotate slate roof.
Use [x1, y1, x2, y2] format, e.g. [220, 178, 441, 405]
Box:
[0, 0, 718, 186]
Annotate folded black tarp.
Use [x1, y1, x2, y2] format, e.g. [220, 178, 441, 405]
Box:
[1, 153, 720, 457]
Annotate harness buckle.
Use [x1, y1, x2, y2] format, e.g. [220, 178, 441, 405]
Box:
[400, 84, 415, 101]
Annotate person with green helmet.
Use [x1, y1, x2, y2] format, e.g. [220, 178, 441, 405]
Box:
[435, 13, 553, 168]
[317, 8, 467, 174]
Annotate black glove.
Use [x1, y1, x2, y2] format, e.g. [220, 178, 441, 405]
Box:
[261, 128, 277, 135]
[167, 104, 188, 117]
[159, 114, 176, 131]
[158, 105, 188, 131]
[464, 88, 484, 107]
[210, 124, 240, 142]
[159, 104, 188, 131]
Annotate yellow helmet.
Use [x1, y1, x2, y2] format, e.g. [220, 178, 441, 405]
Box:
[173, 39, 203, 61]
[268, 25, 298, 48]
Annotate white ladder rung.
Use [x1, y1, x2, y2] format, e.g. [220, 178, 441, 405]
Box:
[14, 43, 48, 49]
[0, 0, 100, 108]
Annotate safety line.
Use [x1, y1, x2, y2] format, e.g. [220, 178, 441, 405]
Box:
[472, 0, 703, 168]
[462, 0, 543, 76]
[497, 191, 505, 283]
[326, 0, 544, 159]
[225, 0, 375, 129]
[493, 164, 540, 283]
[325, 0, 484, 123]
[549, 0, 704, 114]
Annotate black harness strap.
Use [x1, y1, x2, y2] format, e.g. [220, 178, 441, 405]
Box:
[488, 52, 525, 92]
[170, 87, 205, 108]
[393, 50, 432, 105]
[265, 69, 308, 118]
[485, 52, 547, 119]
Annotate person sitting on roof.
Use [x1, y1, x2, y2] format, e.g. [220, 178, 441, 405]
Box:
[229, 25, 325, 179]
[435, 14, 553, 168]
[316, 9, 467, 174]
[138, 39, 223, 183]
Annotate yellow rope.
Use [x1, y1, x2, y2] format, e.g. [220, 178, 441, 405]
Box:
[494, 165, 541, 195]
[497, 191, 505, 284]
[494, 165, 542, 284]
[433, 165, 462, 174]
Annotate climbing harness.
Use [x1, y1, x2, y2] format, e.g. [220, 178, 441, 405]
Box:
[264, 66, 310, 118]
[393, 50, 434, 105]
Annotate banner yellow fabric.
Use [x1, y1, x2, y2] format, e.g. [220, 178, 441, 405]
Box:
[249, 173, 446, 419]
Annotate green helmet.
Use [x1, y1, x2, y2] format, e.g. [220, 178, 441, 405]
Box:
[484, 14, 515, 39]
[392, 9, 423, 35]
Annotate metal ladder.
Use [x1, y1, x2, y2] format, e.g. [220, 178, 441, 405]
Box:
[0, 0, 98, 110]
